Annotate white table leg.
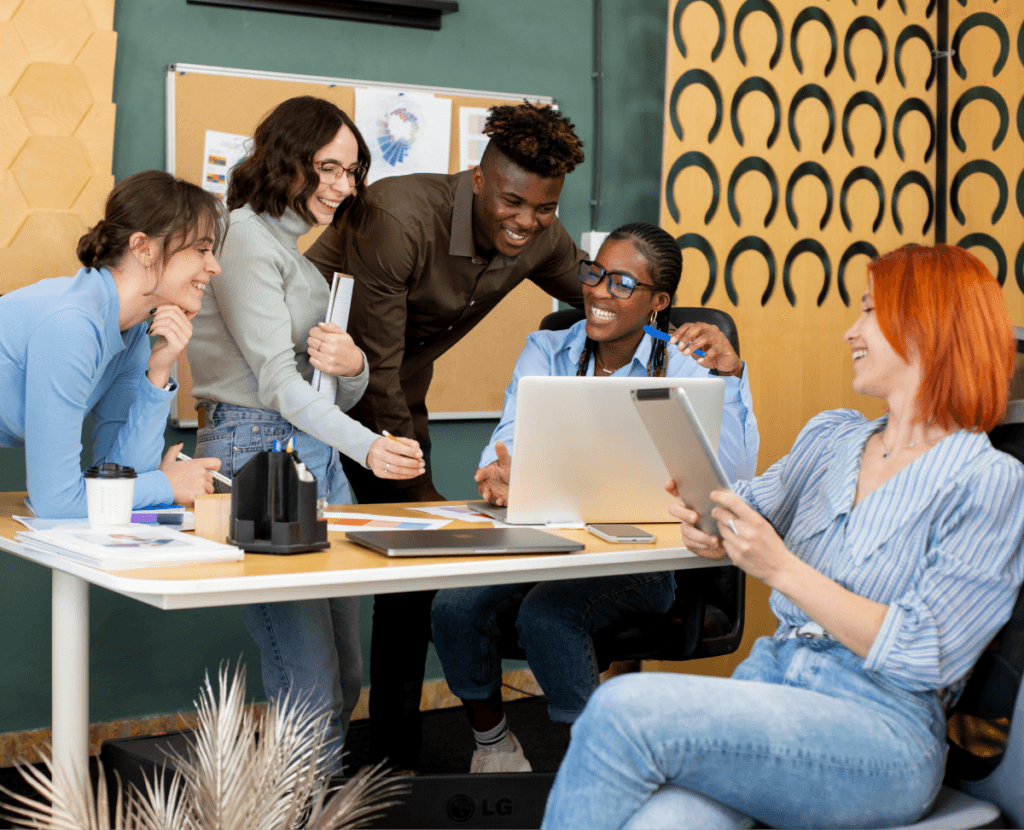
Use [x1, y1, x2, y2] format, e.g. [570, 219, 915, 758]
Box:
[52, 570, 89, 794]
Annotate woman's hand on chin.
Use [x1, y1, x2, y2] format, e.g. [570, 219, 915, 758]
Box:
[147, 304, 193, 388]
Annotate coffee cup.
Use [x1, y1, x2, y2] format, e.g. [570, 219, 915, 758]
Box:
[84, 463, 137, 528]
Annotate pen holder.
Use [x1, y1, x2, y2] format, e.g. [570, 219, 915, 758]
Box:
[229, 450, 329, 554]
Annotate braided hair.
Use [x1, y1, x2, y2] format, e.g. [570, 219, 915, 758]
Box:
[576, 222, 682, 378]
[481, 103, 584, 178]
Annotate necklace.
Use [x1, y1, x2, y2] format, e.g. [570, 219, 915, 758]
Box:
[878, 431, 937, 459]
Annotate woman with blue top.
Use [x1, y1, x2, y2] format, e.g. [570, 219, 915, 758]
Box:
[542, 244, 1024, 829]
[188, 96, 424, 756]
[0, 170, 225, 518]
[431, 222, 760, 774]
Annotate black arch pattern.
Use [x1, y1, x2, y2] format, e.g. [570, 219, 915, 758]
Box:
[670, 69, 723, 142]
[673, 0, 726, 61]
[665, 151, 720, 225]
[957, 232, 1007, 286]
[677, 233, 719, 306]
[786, 162, 833, 231]
[724, 237, 776, 306]
[731, 77, 781, 148]
[949, 160, 1008, 225]
[894, 24, 936, 90]
[877, 0, 908, 12]
[891, 171, 934, 236]
[893, 98, 935, 163]
[950, 87, 1009, 152]
[791, 7, 837, 76]
[727, 157, 779, 228]
[1017, 170, 1024, 221]
[841, 167, 886, 233]
[734, 0, 784, 70]
[789, 84, 835, 153]
[842, 91, 887, 158]
[1018, 96, 1024, 143]
[1017, 243, 1024, 298]
[951, 13, 1009, 80]
[837, 242, 879, 307]
[844, 17, 888, 84]
[783, 239, 831, 307]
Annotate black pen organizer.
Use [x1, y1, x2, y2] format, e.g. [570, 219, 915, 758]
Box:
[230, 450, 329, 554]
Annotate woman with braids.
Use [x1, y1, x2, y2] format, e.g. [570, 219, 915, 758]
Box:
[305, 101, 589, 771]
[188, 96, 424, 758]
[0, 171, 224, 517]
[431, 222, 759, 774]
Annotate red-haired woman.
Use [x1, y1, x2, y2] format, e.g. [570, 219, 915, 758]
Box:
[542, 244, 1024, 829]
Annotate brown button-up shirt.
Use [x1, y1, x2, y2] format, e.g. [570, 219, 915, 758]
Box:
[305, 170, 585, 484]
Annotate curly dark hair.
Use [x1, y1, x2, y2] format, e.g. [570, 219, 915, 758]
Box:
[576, 223, 681, 378]
[77, 170, 226, 270]
[227, 96, 372, 230]
[481, 102, 584, 178]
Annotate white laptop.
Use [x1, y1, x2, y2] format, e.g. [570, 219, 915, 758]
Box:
[469, 376, 725, 525]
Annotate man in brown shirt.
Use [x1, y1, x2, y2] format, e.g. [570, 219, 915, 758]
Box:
[305, 103, 586, 769]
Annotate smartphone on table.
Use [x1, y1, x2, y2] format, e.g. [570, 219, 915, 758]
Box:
[586, 524, 657, 544]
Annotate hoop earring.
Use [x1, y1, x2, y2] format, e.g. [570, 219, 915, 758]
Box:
[649, 310, 658, 326]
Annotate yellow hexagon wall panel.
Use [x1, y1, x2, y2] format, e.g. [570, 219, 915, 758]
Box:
[12, 62, 94, 134]
[0, 22, 30, 96]
[0, 0, 114, 294]
[12, 135, 91, 208]
[0, 95, 31, 169]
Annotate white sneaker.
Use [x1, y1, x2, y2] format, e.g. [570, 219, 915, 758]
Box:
[469, 731, 533, 774]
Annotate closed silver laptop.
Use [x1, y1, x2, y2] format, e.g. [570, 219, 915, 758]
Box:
[345, 527, 584, 557]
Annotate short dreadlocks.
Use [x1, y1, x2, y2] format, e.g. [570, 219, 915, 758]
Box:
[482, 103, 585, 178]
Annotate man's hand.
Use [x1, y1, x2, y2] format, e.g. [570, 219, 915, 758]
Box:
[474, 441, 512, 506]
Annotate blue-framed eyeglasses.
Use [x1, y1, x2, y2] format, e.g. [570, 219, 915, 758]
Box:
[313, 160, 368, 186]
[578, 260, 659, 300]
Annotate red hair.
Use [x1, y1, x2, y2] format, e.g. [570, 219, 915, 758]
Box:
[870, 244, 1014, 432]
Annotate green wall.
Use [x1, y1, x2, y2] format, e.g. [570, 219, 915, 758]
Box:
[0, 0, 667, 735]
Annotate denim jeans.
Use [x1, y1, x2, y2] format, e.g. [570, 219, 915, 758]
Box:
[541, 637, 945, 829]
[432, 571, 676, 723]
[196, 403, 361, 756]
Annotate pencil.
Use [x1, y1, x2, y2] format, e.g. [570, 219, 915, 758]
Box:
[382, 430, 404, 444]
[176, 451, 233, 488]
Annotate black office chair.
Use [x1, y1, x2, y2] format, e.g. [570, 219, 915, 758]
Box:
[496, 306, 746, 671]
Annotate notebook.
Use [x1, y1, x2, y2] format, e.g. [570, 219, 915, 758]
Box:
[344, 527, 584, 557]
[468, 376, 726, 525]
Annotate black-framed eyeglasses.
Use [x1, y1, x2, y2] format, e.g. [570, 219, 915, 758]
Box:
[313, 160, 368, 186]
[578, 260, 659, 300]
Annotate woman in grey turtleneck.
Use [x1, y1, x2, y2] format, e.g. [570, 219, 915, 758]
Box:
[188, 96, 424, 757]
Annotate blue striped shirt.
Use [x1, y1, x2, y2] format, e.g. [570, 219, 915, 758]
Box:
[480, 320, 760, 482]
[734, 408, 1024, 706]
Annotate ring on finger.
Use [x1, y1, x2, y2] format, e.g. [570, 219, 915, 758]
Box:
[727, 519, 738, 535]
[385, 463, 390, 473]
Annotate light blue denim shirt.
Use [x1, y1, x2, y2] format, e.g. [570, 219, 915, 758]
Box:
[735, 409, 1024, 719]
[0, 268, 176, 517]
[479, 320, 759, 482]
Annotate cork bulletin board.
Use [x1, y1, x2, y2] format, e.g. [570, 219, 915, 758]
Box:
[166, 63, 557, 426]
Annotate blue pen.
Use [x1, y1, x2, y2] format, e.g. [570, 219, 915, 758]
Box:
[644, 325, 706, 357]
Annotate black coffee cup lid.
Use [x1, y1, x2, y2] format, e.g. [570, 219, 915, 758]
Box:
[84, 463, 137, 479]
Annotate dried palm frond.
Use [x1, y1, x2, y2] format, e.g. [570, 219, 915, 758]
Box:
[2, 661, 409, 830]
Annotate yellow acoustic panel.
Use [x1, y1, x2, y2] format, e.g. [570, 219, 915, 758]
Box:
[0, 210, 85, 294]
[11, 0, 93, 63]
[0, 94, 31, 168]
[0, 22, 30, 96]
[79, 0, 113, 31]
[73, 100, 114, 172]
[0, 170, 27, 247]
[73, 30, 116, 103]
[71, 170, 112, 224]
[0, 1, 24, 23]
[12, 62, 94, 135]
[11, 134, 91, 208]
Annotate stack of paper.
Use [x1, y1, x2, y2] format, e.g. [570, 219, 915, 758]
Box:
[16, 524, 244, 570]
[311, 272, 355, 400]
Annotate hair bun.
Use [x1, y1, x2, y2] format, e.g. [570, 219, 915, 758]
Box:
[76, 220, 114, 269]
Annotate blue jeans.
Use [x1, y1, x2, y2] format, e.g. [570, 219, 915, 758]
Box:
[541, 637, 945, 829]
[431, 572, 676, 723]
[196, 403, 361, 755]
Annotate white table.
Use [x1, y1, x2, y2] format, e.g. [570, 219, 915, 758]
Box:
[0, 494, 709, 789]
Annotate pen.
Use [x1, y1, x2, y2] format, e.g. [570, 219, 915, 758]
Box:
[176, 451, 233, 488]
[643, 325, 706, 357]
[382, 430, 403, 444]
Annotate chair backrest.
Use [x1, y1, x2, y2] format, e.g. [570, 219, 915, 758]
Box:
[539, 307, 741, 358]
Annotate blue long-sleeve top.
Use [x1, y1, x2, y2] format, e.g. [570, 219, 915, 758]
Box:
[0, 268, 176, 517]
[479, 320, 760, 482]
[735, 408, 1024, 712]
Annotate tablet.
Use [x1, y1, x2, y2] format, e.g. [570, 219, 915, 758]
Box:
[631, 386, 734, 536]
